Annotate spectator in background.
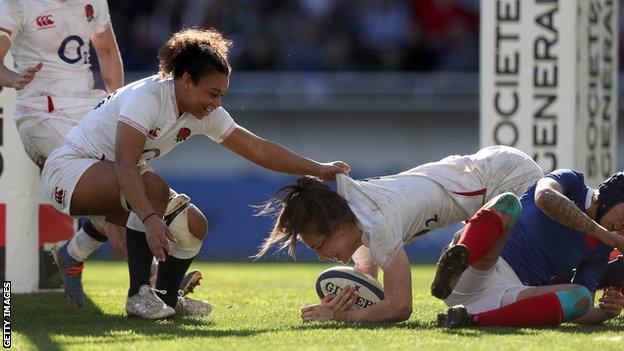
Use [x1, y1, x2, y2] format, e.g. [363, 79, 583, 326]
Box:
[411, 0, 479, 70]
[104, 0, 482, 72]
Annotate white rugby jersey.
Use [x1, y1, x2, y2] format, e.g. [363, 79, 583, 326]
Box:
[65, 75, 237, 162]
[337, 152, 502, 268]
[0, 0, 110, 110]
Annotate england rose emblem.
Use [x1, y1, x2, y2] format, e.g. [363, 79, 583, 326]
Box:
[176, 127, 191, 142]
[85, 4, 94, 22]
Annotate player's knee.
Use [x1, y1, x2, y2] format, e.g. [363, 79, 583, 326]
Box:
[187, 204, 208, 240]
[484, 192, 521, 229]
[142, 172, 170, 211]
[165, 194, 205, 259]
[555, 286, 592, 321]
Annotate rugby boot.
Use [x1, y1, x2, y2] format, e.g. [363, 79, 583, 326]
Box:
[437, 305, 474, 328]
[431, 244, 470, 299]
[51, 240, 85, 307]
[126, 285, 175, 319]
[174, 295, 213, 317]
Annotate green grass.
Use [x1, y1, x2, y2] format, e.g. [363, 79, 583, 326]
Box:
[11, 261, 624, 351]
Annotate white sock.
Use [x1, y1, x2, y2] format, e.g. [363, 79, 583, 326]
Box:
[67, 228, 104, 262]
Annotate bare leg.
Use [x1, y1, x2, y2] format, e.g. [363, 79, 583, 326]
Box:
[70, 160, 169, 217]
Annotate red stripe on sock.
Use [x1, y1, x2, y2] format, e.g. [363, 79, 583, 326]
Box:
[458, 208, 504, 265]
[473, 292, 563, 327]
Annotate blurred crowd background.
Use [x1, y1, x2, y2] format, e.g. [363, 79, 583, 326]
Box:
[107, 0, 624, 73]
[109, 0, 479, 72]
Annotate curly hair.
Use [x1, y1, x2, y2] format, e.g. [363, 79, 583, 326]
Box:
[158, 28, 232, 83]
[253, 176, 356, 260]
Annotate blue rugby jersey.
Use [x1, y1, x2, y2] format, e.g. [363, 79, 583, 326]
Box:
[501, 169, 612, 292]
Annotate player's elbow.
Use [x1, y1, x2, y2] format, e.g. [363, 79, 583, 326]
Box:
[534, 188, 555, 210]
[389, 303, 412, 322]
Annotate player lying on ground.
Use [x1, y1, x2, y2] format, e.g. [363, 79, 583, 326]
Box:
[434, 169, 624, 328]
[256, 146, 549, 322]
[0, 0, 140, 307]
[41, 28, 349, 320]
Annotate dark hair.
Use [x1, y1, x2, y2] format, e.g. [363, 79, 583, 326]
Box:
[253, 176, 356, 259]
[158, 28, 232, 83]
[597, 171, 624, 223]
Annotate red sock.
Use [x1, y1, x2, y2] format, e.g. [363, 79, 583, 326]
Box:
[472, 293, 563, 327]
[458, 209, 504, 265]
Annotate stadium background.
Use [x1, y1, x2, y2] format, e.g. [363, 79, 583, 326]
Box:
[80, 0, 624, 262]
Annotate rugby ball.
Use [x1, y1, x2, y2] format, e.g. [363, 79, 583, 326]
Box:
[315, 266, 384, 309]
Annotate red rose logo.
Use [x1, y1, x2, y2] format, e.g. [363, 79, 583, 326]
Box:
[148, 127, 161, 139]
[175, 127, 191, 142]
[85, 4, 94, 22]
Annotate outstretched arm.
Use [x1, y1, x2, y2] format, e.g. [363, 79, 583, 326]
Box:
[534, 178, 624, 251]
[221, 126, 350, 181]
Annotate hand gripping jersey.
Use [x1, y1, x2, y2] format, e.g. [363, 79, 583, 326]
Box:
[0, 0, 110, 110]
[338, 146, 543, 268]
[64, 75, 237, 162]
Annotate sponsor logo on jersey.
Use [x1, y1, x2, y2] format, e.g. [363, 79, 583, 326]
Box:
[175, 127, 191, 142]
[53, 187, 65, 206]
[35, 15, 55, 28]
[148, 127, 161, 139]
[85, 4, 94, 22]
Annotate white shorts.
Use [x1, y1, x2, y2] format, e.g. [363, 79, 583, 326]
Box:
[15, 104, 98, 168]
[472, 146, 544, 203]
[444, 257, 528, 314]
[42, 145, 155, 217]
[41, 144, 98, 214]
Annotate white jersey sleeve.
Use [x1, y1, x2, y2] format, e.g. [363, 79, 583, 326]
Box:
[0, 0, 24, 40]
[93, 0, 111, 34]
[337, 174, 406, 269]
[201, 107, 237, 143]
[365, 212, 405, 269]
[118, 90, 161, 136]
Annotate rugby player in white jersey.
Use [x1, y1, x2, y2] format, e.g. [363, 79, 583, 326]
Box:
[0, 0, 131, 307]
[256, 146, 548, 322]
[41, 28, 350, 319]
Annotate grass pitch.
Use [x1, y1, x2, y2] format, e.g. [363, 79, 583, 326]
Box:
[11, 261, 624, 350]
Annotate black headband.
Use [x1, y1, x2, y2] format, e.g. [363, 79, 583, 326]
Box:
[596, 172, 624, 223]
